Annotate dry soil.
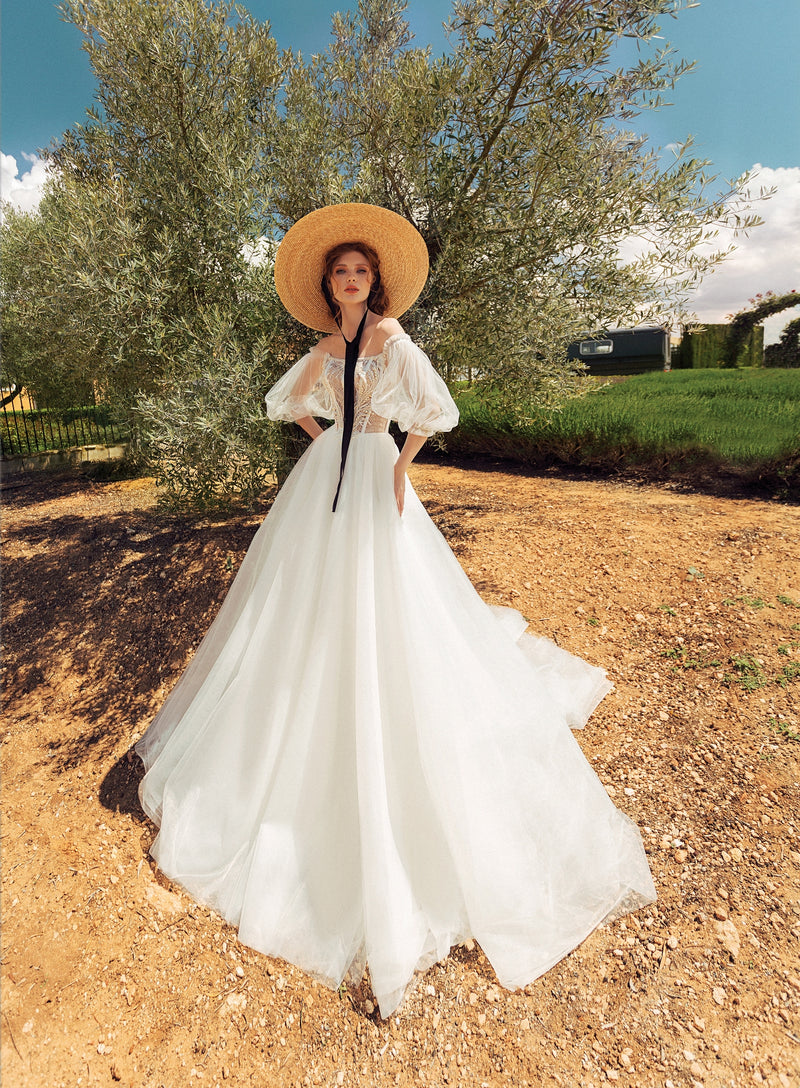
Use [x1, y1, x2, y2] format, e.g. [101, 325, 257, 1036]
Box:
[2, 464, 799, 1088]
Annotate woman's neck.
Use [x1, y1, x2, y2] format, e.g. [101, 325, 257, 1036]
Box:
[338, 304, 370, 342]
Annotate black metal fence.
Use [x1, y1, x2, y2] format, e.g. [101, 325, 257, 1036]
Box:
[1, 389, 129, 459]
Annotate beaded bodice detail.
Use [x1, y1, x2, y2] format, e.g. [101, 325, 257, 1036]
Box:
[321, 354, 390, 433]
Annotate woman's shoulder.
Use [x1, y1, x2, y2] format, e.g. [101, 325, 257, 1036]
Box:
[313, 333, 341, 356]
[373, 316, 409, 353]
[312, 317, 409, 358]
[313, 328, 337, 350]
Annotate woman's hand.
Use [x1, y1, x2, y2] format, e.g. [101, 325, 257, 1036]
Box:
[393, 463, 406, 516]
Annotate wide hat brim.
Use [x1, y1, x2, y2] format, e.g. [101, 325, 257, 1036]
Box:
[274, 203, 429, 333]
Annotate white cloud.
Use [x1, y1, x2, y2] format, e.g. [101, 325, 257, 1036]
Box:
[618, 164, 800, 343]
[1, 152, 50, 214]
[687, 165, 800, 344]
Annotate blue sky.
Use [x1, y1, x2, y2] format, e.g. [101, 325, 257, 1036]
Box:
[2, 0, 799, 331]
[0, 0, 449, 163]
[3, 0, 798, 180]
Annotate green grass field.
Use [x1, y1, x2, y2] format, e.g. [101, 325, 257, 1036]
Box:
[448, 368, 800, 492]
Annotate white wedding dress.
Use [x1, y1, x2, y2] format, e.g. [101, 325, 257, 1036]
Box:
[136, 333, 656, 1016]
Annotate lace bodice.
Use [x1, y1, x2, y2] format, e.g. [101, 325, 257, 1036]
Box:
[322, 354, 390, 433]
[265, 332, 459, 438]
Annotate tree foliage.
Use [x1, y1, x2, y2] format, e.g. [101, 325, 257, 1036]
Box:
[764, 315, 800, 369]
[1, 0, 763, 505]
[2, 0, 293, 498]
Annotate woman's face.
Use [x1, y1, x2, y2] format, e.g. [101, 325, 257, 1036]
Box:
[328, 249, 373, 308]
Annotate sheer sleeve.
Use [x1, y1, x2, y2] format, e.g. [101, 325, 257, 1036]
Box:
[370, 334, 459, 437]
[264, 351, 334, 422]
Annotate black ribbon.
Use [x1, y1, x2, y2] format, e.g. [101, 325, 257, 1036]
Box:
[332, 308, 369, 512]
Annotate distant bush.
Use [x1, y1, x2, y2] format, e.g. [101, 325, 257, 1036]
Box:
[764, 316, 800, 369]
[675, 324, 763, 369]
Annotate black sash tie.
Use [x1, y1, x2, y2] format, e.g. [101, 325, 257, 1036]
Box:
[332, 308, 369, 513]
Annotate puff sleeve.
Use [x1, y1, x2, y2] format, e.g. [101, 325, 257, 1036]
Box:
[264, 351, 334, 422]
[370, 334, 459, 436]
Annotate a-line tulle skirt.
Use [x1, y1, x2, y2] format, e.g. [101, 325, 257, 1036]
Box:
[137, 427, 656, 1016]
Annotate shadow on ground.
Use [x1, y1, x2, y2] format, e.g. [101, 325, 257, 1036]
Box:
[3, 474, 270, 777]
[99, 751, 147, 820]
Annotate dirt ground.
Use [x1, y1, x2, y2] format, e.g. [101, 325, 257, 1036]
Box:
[2, 461, 799, 1088]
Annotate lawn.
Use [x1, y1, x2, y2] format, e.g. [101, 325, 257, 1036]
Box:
[449, 368, 800, 490]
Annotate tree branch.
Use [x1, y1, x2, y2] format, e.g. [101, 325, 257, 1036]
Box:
[0, 384, 21, 410]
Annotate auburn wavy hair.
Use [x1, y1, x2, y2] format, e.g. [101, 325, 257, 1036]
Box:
[321, 242, 390, 326]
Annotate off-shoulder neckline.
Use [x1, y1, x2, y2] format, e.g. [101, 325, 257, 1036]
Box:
[323, 331, 410, 363]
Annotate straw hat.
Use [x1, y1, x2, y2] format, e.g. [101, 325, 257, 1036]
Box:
[274, 203, 429, 333]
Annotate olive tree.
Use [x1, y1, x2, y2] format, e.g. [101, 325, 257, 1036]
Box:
[2, 0, 296, 501]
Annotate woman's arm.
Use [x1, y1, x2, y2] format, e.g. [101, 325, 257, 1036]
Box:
[295, 415, 324, 440]
[290, 346, 328, 439]
[393, 432, 427, 516]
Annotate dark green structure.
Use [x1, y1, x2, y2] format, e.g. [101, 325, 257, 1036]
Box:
[567, 326, 670, 375]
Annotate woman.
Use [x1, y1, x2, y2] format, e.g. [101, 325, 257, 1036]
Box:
[137, 203, 656, 1018]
